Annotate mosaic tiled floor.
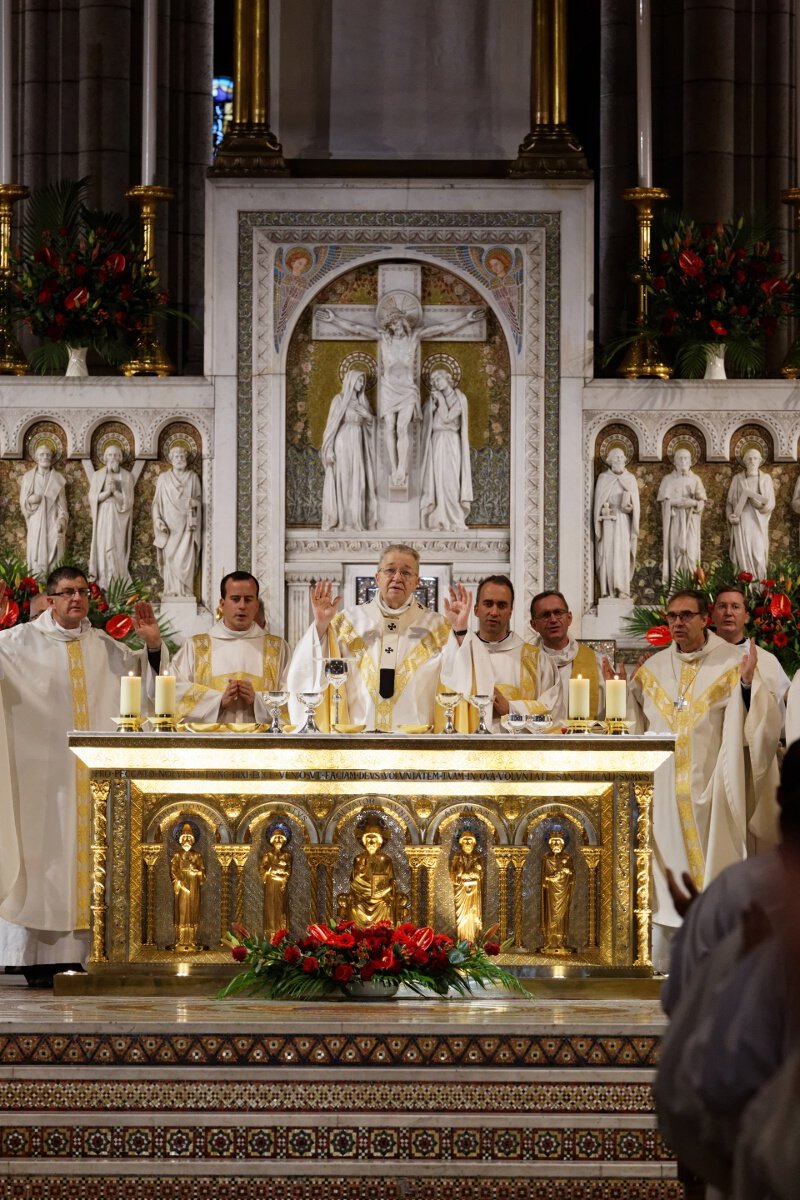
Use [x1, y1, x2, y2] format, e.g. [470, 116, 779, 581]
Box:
[0, 978, 681, 1199]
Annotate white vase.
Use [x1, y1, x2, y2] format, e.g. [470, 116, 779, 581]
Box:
[703, 343, 726, 380]
[345, 976, 400, 1000]
[65, 345, 89, 378]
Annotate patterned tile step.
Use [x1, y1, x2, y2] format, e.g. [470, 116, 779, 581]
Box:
[0, 1032, 661, 1069]
[0, 1178, 686, 1199]
[0, 1075, 656, 1114]
[0, 1121, 672, 1163]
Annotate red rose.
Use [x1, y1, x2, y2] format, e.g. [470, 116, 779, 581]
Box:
[762, 579, 776, 588]
[737, 572, 753, 583]
[271, 928, 288, 946]
[678, 249, 704, 276]
[302, 956, 318, 973]
[430, 950, 450, 970]
[283, 945, 301, 965]
[333, 963, 353, 982]
[410, 948, 428, 966]
[652, 275, 666, 290]
[104, 613, 130, 639]
[231, 945, 247, 962]
[360, 962, 375, 981]
[773, 631, 789, 648]
[65, 286, 89, 310]
[37, 288, 53, 304]
[484, 942, 501, 956]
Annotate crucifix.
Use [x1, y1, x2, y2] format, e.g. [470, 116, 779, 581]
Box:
[312, 263, 486, 517]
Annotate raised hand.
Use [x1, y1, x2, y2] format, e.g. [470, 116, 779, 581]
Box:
[131, 600, 162, 649]
[310, 580, 341, 637]
[601, 656, 625, 681]
[665, 867, 699, 918]
[740, 636, 757, 687]
[443, 581, 472, 632]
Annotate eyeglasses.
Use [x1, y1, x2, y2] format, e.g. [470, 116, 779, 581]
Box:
[666, 610, 702, 622]
[532, 609, 569, 621]
[378, 567, 417, 580]
[51, 587, 91, 598]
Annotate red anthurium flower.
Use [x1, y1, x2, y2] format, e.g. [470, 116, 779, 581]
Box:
[770, 593, 792, 620]
[105, 613, 132, 640]
[646, 625, 672, 647]
[678, 249, 704, 276]
[65, 286, 89, 310]
[709, 320, 728, 336]
[103, 252, 126, 275]
[0, 599, 19, 628]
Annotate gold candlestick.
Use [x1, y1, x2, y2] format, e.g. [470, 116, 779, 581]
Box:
[0, 183, 29, 375]
[780, 187, 800, 379]
[121, 184, 174, 376]
[618, 186, 671, 380]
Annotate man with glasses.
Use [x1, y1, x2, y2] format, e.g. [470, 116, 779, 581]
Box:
[529, 591, 608, 721]
[449, 575, 560, 732]
[627, 589, 781, 966]
[171, 572, 289, 725]
[288, 543, 467, 731]
[0, 566, 167, 987]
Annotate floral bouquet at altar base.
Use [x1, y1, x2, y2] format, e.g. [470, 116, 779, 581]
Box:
[624, 562, 800, 676]
[219, 919, 529, 1001]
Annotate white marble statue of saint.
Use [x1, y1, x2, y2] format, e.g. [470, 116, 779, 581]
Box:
[657, 446, 707, 585]
[420, 367, 472, 530]
[19, 441, 68, 578]
[317, 299, 482, 488]
[152, 442, 202, 597]
[593, 445, 640, 599]
[726, 446, 775, 582]
[320, 369, 377, 531]
[88, 442, 135, 588]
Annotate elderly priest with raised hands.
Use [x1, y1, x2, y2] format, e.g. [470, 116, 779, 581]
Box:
[171, 571, 290, 725]
[0, 566, 167, 986]
[623, 588, 781, 966]
[287, 543, 467, 732]
[449, 575, 560, 731]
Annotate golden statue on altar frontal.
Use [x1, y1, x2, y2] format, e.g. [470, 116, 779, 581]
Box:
[259, 820, 293, 938]
[340, 810, 407, 927]
[540, 827, 576, 956]
[449, 821, 484, 942]
[170, 822, 207, 952]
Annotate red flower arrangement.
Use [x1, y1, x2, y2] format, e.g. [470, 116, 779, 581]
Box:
[220, 919, 526, 1001]
[10, 178, 172, 373]
[643, 215, 797, 377]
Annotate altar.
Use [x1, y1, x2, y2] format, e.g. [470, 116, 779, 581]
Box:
[68, 731, 675, 989]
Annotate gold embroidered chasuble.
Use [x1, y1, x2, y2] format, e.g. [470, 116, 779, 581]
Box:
[287, 598, 458, 732]
[630, 632, 780, 905]
[540, 639, 605, 720]
[450, 631, 561, 732]
[0, 613, 162, 942]
[172, 623, 290, 724]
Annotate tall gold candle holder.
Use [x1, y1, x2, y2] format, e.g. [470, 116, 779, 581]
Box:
[780, 188, 800, 379]
[121, 184, 174, 377]
[618, 186, 671, 380]
[0, 183, 29, 375]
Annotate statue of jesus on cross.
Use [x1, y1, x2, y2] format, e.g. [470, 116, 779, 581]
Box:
[315, 272, 485, 490]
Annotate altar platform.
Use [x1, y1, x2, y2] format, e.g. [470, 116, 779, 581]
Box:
[0, 975, 682, 1199]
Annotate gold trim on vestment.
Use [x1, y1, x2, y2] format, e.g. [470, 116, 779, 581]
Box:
[176, 633, 283, 719]
[332, 613, 451, 732]
[67, 640, 92, 930]
[637, 659, 741, 886]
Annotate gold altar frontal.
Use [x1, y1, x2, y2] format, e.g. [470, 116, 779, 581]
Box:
[68, 732, 675, 989]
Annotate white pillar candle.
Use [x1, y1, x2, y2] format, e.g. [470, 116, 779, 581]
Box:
[120, 671, 142, 717]
[568, 674, 590, 720]
[141, 0, 158, 185]
[605, 676, 627, 720]
[0, 0, 12, 183]
[155, 673, 176, 716]
[635, 0, 653, 188]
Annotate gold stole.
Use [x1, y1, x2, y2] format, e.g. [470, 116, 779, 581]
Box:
[571, 644, 600, 717]
[450, 641, 546, 733]
[637, 659, 741, 886]
[177, 633, 282, 718]
[66, 641, 92, 930]
[330, 611, 451, 732]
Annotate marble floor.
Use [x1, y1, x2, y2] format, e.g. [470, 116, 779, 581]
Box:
[0, 976, 681, 1200]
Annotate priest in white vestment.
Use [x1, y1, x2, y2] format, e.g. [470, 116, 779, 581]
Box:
[287, 543, 466, 732]
[528, 590, 608, 720]
[627, 589, 781, 961]
[710, 584, 790, 735]
[0, 567, 167, 982]
[449, 575, 560, 731]
[172, 572, 290, 724]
